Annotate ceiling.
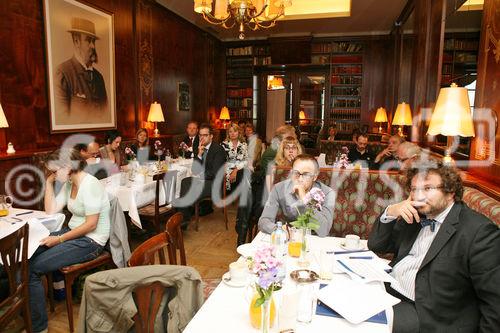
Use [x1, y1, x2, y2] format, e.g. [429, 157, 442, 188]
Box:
[156, 0, 409, 41]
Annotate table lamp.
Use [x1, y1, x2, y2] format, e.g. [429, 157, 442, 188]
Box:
[427, 83, 474, 163]
[219, 106, 230, 128]
[374, 107, 388, 133]
[392, 102, 412, 136]
[0, 103, 9, 153]
[147, 102, 165, 137]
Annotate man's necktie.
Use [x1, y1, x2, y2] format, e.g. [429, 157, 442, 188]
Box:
[190, 137, 194, 147]
[420, 218, 437, 232]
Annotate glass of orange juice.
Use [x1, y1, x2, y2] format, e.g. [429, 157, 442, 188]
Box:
[288, 227, 303, 258]
[0, 195, 13, 217]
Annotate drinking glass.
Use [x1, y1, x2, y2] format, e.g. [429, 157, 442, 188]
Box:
[287, 227, 303, 258]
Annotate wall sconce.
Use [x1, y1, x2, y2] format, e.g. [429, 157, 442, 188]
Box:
[0, 103, 10, 154]
[392, 102, 412, 136]
[147, 102, 165, 137]
[427, 83, 474, 163]
[219, 106, 230, 128]
[374, 107, 388, 133]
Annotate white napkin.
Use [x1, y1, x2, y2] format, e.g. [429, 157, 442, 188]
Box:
[317, 153, 327, 167]
[318, 278, 400, 324]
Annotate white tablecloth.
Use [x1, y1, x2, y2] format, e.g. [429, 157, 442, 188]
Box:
[184, 232, 393, 333]
[101, 160, 192, 229]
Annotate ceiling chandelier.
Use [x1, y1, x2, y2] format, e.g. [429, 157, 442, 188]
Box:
[194, 0, 292, 39]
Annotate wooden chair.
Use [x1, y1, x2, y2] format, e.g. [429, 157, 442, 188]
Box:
[47, 251, 113, 332]
[138, 171, 176, 234]
[128, 232, 175, 266]
[165, 212, 187, 265]
[194, 177, 228, 231]
[0, 224, 32, 332]
[132, 281, 165, 333]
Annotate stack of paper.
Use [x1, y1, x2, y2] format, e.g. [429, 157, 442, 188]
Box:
[317, 279, 400, 324]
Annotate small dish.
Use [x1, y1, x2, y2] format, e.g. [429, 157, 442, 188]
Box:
[237, 243, 255, 258]
[222, 272, 248, 288]
[339, 242, 366, 251]
[290, 269, 319, 283]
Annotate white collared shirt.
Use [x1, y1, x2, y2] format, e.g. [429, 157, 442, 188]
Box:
[74, 53, 94, 71]
[380, 202, 455, 300]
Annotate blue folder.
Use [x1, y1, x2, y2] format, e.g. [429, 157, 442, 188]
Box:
[316, 284, 388, 324]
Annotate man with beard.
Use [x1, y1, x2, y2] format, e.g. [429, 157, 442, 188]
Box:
[368, 160, 500, 332]
[55, 17, 107, 124]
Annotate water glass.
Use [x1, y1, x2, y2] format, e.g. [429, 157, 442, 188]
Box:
[319, 250, 334, 280]
[296, 282, 316, 323]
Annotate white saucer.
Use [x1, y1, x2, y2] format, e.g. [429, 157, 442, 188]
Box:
[237, 243, 255, 258]
[222, 272, 248, 288]
[339, 242, 366, 251]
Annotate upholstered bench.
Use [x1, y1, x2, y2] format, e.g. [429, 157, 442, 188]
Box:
[462, 186, 500, 226]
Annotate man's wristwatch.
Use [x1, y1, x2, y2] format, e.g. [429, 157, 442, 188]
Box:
[59, 236, 65, 244]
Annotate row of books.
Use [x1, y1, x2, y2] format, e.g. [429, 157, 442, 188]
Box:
[311, 42, 363, 54]
[227, 46, 253, 56]
[227, 68, 253, 78]
[442, 64, 453, 75]
[227, 57, 253, 67]
[331, 97, 361, 108]
[444, 39, 478, 51]
[331, 86, 361, 96]
[226, 78, 253, 88]
[229, 109, 253, 119]
[326, 121, 360, 133]
[332, 65, 362, 75]
[331, 75, 362, 85]
[254, 56, 272, 65]
[227, 88, 253, 98]
[455, 52, 477, 63]
[330, 109, 361, 120]
[227, 97, 252, 108]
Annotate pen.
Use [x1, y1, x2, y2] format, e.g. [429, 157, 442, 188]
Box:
[349, 256, 373, 259]
[16, 211, 33, 216]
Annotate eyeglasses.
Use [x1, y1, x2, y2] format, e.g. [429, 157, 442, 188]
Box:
[199, 133, 210, 137]
[284, 145, 298, 151]
[410, 185, 443, 194]
[290, 170, 315, 180]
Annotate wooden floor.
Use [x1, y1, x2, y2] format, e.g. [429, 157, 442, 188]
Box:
[46, 206, 240, 332]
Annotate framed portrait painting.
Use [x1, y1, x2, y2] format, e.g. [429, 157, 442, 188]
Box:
[177, 82, 190, 112]
[43, 0, 116, 132]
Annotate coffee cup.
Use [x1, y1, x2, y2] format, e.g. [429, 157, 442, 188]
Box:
[344, 234, 360, 249]
[229, 261, 248, 284]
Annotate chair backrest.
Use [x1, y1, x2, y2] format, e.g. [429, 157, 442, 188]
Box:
[132, 281, 165, 333]
[0, 224, 31, 329]
[128, 232, 174, 266]
[166, 213, 187, 265]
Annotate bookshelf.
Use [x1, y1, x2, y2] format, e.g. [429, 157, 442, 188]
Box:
[312, 41, 364, 133]
[226, 44, 270, 122]
[441, 36, 478, 87]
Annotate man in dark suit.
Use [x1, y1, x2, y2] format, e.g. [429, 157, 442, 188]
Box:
[174, 124, 226, 229]
[180, 121, 199, 159]
[368, 160, 500, 333]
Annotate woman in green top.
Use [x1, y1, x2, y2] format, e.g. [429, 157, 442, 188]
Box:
[29, 148, 111, 333]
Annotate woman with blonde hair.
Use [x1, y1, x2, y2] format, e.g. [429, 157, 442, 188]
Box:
[221, 123, 250, 246]
[275, 136, 303, 167]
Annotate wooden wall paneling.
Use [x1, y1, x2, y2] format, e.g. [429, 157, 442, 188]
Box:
[361, 37, 392, 131]
[410, 0, 446, 142]
[269, 37, 312, 65]
[469, 0, 500, 183]
[137, 0, 154, 133]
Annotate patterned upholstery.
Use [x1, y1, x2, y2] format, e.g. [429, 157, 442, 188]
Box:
[462, 186, 500, 226]
[203, 278, 221, 300]
[272, 167, 406, 239]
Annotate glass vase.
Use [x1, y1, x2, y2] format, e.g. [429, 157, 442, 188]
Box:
[249, 292, 275, 331]
[298, 228, 310, 267]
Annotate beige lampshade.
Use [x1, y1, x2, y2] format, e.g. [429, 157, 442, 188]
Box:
[194, 0, 213, 13]
[147, 102, 165, 122]
[374, 107, 388, 123]
[0, 103, 8, 128]
[299, 110, 306, 120]
[214, 0, 229, 19]
[392, 102, 413, 126]
[219, 106, 230, 120]
[427, 83, 475, 137]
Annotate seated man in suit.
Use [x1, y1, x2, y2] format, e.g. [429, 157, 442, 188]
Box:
[180, 121, 199, 159]
[174, 124, 226, 229]
[258, 154, 334, 237]
[368, 160, 500, 333]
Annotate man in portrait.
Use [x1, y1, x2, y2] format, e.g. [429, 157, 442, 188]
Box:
[55, 17, 108, 124]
